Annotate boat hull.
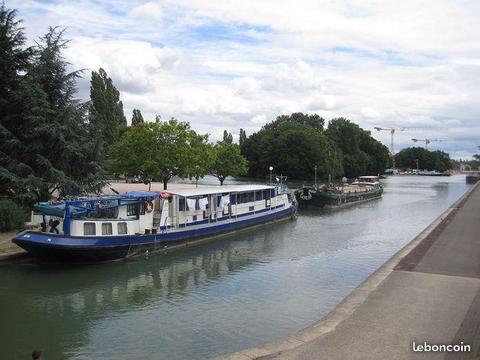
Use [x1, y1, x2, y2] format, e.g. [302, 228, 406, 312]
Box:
[13, 206, 295, 263]
[296, 187, 383, 208]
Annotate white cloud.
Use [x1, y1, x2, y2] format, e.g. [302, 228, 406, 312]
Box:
[130, 2, 163, 20]
[250, 114, 267, 124]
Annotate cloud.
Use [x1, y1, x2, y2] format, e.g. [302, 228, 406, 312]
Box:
[130, 2, 163, 20]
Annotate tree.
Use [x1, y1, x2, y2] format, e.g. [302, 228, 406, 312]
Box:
[243, 121, 341, 180]
[112, 119, 202, 189]
[395, 147, 452, 171]
[211, 142, 248, 185]
[0, 23, 106, 205]
[326, 118, 390, 178]
[188, 134, 213, 187]
[241, 113, 340, 180]
[89, 68, 127, 154]
[0, 3, 33, 200]
[131, 108, 144, 126]
[239, 128, 247, 147]
[223, 130, 233, 144]
[275, 112, 325, 131]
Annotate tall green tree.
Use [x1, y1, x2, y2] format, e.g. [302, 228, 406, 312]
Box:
[0, 21, 105, 205]
[211, 142, 248, 185]
[239, 128, 247, 147]
[275, 112, 325, 131]
[395, 147, 452, 172]
[0, 3, 33, 200]
[131, 108, 144, 126]
[112, 118, 202, 189]
[89, 68, 126, 154]
[326, 118, 390, 177]
[241, 113, 340, 180]
[223, 130, 233, 144]
[188, 134, 213, 187]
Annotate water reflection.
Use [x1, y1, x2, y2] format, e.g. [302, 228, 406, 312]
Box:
[0, 175, 471, 360]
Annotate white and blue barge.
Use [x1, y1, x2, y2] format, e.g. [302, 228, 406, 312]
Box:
[13, 185, 296, 262]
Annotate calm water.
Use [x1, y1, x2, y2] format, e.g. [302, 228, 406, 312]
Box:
[0, 175, 471, 359]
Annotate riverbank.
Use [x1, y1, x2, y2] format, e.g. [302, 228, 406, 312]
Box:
[218, 180, 480, 359]
[0, 231, 26, 261]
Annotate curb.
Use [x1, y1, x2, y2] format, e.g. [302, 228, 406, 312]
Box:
[216, 180, 480, 360]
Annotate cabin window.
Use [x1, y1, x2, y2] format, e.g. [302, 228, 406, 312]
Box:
[264, 189, 270, 199]
[239, 193, 248, 204]
[271, 189, 276, 198]
[127, 203, 145, 217]
[248, 192, 254, 202]
[255, 191, 263, 201]
[87, 207, 118, 219]
[249, 206, 254, 211]
[179, 198, 186, 211]
[192, 215, 197, 221]
[230, 194, 237, 205]
[127, 204, 136, 216]
[118, 222, 128, 235]
[84, 222, 96, 235]
[102, 223, 113, 235]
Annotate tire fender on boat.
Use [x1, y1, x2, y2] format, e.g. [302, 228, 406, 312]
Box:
[299, 189, 312, 201]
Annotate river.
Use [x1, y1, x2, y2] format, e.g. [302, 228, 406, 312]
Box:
[0, 175, 471, 359]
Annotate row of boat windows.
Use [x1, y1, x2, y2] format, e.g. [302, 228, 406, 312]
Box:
[85, 204, 144, 219]
[83, 222, 128, 236]
[178, 190, 275, 211]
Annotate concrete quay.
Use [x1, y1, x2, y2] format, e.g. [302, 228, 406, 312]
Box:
[219, 181, 480, 360]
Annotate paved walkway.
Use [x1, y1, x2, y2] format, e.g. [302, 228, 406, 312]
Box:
[221, 182, 480, 360]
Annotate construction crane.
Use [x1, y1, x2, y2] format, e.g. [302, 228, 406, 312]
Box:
[411, 138, 445, 149]
[373, 127, 407, 155]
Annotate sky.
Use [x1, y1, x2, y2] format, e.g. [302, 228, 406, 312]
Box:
[8, 0, 480, 159]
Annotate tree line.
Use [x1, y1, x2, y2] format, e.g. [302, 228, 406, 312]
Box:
[394, 147, 452, 172]
[240, 113, 392, 180]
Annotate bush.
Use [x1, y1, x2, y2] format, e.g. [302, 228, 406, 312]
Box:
[0, 199, 28, 232]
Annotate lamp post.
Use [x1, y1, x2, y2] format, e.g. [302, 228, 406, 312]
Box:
[415, 159, 419, 172]
[269, 166, 273, 184]
[314, 165, 318, 188]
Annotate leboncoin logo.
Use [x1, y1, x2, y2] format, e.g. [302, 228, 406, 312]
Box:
[412, 341, 471, 353]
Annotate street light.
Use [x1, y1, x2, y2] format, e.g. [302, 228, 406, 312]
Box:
[314, 165, 318, 188]
[269, 166, 273, 184]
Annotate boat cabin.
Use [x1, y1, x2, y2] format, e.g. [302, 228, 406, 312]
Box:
[30, 185, 290, 237]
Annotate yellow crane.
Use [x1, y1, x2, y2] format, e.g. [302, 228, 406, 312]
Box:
[411, 138, 445, 149]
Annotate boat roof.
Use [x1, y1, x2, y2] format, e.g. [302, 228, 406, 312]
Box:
[34, 191, 159, 217]
[163, 184, 274, 197]
[358, 176, 379, 179]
